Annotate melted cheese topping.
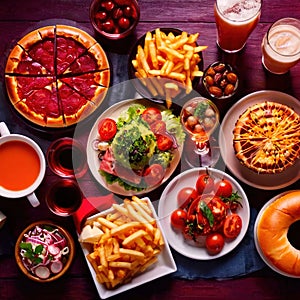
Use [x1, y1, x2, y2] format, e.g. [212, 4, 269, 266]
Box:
[233, 101, 300, 174]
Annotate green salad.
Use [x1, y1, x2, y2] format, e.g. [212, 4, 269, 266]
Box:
[95, 103, 185, 191]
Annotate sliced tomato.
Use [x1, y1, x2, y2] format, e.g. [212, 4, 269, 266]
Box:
[196, 174, 214, 195]
[150, 120, 166, 134]
[98, 118, 117, 141]
[143, 164, 165, 187]
[170, 209, 187, 230]
[223, 214, 242, 239]
[141, 107, 162, 125]
[156, 134, 173, 151]
[205, 233, 225, 255]
[214, 179, 233, 198]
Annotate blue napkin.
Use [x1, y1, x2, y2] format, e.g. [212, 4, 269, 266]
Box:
[171, 208, 266, 279]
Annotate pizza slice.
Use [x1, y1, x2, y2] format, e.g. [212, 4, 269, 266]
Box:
[60, 70, 109, 105]
[62, 43, 110, 75]
[17, 26, 56, 74]
[12, 82, 63, 127]
[5, 45, 50, 75]
[5, 75, 54, 102]
[55, 25, 96, 75]
[57, 80, 96, 126]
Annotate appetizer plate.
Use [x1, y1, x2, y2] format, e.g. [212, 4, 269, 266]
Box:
[219, 90, 300, 190]
[254, 191, 300, 278]
[87, 98, 183, 196]
[158, 167, 250, 260]
[80, 198, 177, 299]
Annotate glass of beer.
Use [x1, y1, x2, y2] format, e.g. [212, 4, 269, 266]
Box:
[261, 18, 300, 74]
[214, 0, 262, 53]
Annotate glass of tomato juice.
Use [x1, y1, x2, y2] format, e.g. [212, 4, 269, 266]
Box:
[214, 0, 262, 53]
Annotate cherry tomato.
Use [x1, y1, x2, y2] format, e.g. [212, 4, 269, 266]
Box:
[156, 134, 173, 151]
[150, 120, 166, 134]
[118, 17, 130, 29]
[177, 187, 198, 209]
[101, 19, 115, 33]
[143, 164, 165, 187]
[214, 179, 233, 198]
[101, 0, 115, 11]
[223, 214, 242, 239]
[205, 233, 225, 255]
[141, 107, 162, 125]
[123, 5, 133, 17]
[171, 209, 187, 230]
[98, 118, 117, 141]
[95, 11, 107, 21]
[196, 174, 214, 194]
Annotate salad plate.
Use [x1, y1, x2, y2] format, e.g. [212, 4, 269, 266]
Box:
[87, 98, 185, 196]
[158, 167, 250, 260]
[79, 197, 177, 299]
[219, 90, 300, 190]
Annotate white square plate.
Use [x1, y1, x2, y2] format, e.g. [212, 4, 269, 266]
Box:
[80, 198, 177, 299]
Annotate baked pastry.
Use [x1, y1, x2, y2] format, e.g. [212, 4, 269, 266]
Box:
[5, 25, 110, 127]
[233, 101, 300, 174]
[256, 190, 300, 276]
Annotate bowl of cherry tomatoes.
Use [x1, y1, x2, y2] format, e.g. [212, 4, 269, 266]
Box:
[90, 0, 140, 40]
[158, 167, 250, 259]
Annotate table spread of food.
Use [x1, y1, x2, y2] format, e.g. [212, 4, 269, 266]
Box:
[0, 0, 299, 299]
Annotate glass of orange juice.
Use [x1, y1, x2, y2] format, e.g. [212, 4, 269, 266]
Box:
[214, 0, 262, 53]
[261, 18, 300, 74]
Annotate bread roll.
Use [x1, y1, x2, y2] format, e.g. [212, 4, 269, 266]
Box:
[257, 190, 300, 276]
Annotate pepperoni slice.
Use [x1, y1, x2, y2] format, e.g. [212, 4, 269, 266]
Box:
[29, 39, 55, 74]
[56, 36, 86, 75]
[17, 76, 54, 98]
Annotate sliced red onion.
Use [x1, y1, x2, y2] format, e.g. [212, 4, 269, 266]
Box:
[34, 266, 50, 279]
[50, 261, 63, 274]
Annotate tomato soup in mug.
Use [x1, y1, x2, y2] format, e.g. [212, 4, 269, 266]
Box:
[0, 140, 40, 191]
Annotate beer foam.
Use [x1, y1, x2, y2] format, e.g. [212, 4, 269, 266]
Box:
[218, 0, 261, 21]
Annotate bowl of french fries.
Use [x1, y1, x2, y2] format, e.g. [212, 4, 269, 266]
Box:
[128, 28, 207, 108]
[78, 196, 176, 298]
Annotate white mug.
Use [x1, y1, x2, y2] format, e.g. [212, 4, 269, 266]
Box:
[0, 122, 46, 207]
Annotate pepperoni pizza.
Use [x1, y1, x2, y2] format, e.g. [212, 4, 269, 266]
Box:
[5, 25, 110, 127]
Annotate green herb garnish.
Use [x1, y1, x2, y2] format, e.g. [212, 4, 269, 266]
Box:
[20, 242, 44, 265]
[199, 201, 214, 228]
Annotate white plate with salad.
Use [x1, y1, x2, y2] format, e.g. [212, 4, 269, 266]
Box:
[87, 98, 186, 196]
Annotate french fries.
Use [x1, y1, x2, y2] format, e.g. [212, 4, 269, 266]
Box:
[132, 28, 207, 108]
[80, 196, 164, 290]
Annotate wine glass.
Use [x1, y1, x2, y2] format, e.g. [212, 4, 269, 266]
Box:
[180, 97, 220, 167]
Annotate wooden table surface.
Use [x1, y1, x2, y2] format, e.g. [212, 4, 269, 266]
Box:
[0, 0, 300, 299]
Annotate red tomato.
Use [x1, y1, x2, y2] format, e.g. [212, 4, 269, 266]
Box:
[196, 174, 214, 194]
[150, 120, 166, 134]
[98, 118, 117, 141]
[118, 17, 130, 29]
[171, 209, 187, 230]
[156, 134, 173, 151]
[141, 107, 162, 125]
[143, 164, 165, 187]
[223, 214, 242, 239]
[205, 233, 225, 255]
[214, 179, 233, 198]
[177, 187, 198, 209]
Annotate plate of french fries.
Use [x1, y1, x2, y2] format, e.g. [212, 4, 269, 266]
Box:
[128, 28, 207, 108]
[78, 196, 177, 299]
